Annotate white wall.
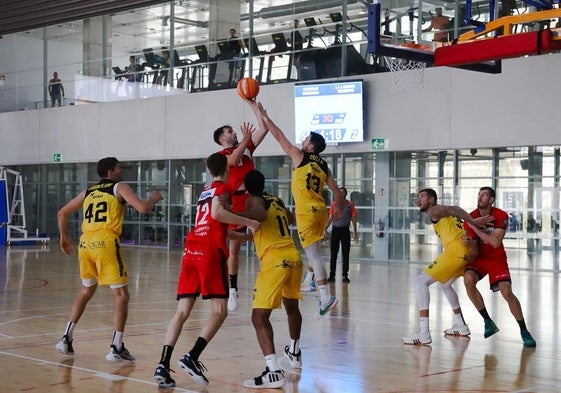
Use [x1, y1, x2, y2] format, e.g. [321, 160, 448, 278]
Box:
[1, 51, 561, 165]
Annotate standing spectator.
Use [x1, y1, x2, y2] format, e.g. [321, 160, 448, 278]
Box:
[422, 7, 450, 42]
[402, 188, 492, 345]
[153, 153, 260, 388]
[325, 187, 358, 283]
[55, 157, 163, 361]
[462, 187, 536, 347]
[290, 19, 305, 77]
[242, 170, 303, 389]
[49, 71, 65, 107]
[214, 100, 268, 312]
[256, 101, 344, 319]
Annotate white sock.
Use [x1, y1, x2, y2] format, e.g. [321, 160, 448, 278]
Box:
[63, 322, 76, 340]
[265, 354, 279, 371]
[318, 284, 331, 303]
[453, 312, 466, 326]
[112, 331, 123, 349]
[420, 317, 430, 334]
[304, 270, 314, 282]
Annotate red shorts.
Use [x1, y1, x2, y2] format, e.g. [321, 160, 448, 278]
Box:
[466, 257, 512, 292]
[176, 242, 229, 300]
[229, 190, 249, 231]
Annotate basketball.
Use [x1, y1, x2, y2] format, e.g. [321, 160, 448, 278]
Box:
[237, 77, 260, 100]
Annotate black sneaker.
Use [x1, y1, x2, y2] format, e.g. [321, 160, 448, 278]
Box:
[243, 367, 285, 389]
[178, 353, 209, 386]
[327, 276, 336, 283]
[342, 276, 351, 283]
[153, 364, 176, 388]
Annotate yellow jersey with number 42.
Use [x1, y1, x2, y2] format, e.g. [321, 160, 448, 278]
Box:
[81, 179, 125, 236]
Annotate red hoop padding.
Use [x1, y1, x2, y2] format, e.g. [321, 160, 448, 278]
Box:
[434, 30, 561, 67]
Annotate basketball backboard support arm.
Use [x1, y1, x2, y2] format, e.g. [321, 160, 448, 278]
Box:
[367, 3, 434, 64]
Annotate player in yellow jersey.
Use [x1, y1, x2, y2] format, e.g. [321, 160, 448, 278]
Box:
[402, 188, 493, 345]
[241, 169, 303, 389]
[255, 101, 344, 319]
[56, 157, 163, 361]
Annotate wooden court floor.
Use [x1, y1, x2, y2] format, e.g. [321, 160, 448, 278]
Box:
[1, 244, 559, 392]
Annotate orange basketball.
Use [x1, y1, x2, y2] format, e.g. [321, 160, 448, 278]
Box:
[237, 77, 260, 100]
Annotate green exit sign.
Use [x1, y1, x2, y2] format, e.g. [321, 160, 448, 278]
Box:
[53, 153, 62, 162]
[371, 138, 389, 151]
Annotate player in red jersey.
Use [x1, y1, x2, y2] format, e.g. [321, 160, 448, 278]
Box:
[214, 99, 269, 311]
[153, 153, 260, 388]
[462, 186, 536, 347]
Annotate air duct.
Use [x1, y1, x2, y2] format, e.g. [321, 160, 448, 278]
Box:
[241, 0, 361, 20]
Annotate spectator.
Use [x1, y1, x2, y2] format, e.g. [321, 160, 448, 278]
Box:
[48, 72, 65, 107]
[124, 55, 141, 82]
[422, 7, 450, 42]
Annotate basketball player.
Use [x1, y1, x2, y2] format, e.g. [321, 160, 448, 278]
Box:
[462, 187, 536, 347]
[256, 101, 344, 318]
[402, 188, 493, 345]
[241, 170, 303, 389]
[55, 157, 163, 362]
[214, 99, 269, 312]
[153, 153, 260, 388]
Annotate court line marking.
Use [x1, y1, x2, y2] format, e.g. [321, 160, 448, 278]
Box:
[0, 350, 198, 392]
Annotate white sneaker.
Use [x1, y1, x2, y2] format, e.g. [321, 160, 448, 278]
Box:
[55, 335, 74, 355]
[228, 288, 238, 312]
[444, 324, 471, 337]
[402, 331, 432, 345]
[314, 295, 338, 320]
[243, 368, 285, 389]
[300, 281, 316, 292]
[284, 345, 302, 368]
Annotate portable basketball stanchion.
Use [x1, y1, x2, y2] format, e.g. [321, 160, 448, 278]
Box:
[0, 166, 50, 245]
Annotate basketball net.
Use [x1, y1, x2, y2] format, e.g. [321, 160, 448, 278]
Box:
[384, 56, 426, 92]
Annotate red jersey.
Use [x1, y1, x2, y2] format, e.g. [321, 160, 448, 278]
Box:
[185, 180, 231, 256]
[218, 139, 256, 192]
[464, 207, 508, 261]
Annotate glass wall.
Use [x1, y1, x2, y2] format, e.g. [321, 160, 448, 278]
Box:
[3, 145, 559, 273]
[0, 0, 380, 112]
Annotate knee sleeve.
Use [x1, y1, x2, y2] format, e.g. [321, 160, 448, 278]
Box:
[415, 272, 435, 310]
[439, 278, 460, 310]
[304, 243, 327, 281]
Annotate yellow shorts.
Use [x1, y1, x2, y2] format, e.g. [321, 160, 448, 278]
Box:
[78, 231, 128, 287]
[295, 205, 328, 248]
[424, 240, 468, 283]
[252, 247, 303, 309]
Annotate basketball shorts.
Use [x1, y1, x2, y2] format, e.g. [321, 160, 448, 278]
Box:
[177, 242, 229, 300]
[253, 247, 303, 309]
[466, 257, 512, 292]
[229, 190, 249, 231]
[424, 240, 468, 283]
[78, 231, 127, 287]
[295, 204, 328, 248]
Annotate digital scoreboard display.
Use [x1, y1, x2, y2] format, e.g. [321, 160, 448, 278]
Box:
[294, 80, 364, 144]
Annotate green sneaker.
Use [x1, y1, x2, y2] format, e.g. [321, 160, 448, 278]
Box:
[521, 330, 536, 347]
[484, 319, 499, 338]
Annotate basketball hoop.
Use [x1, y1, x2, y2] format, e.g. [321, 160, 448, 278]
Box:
[384, 56, 426, 92]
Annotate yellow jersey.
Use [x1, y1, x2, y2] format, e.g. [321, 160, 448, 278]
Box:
[81, 179, 125, 236]
[253, 193, 295, 260]
[432, 215, 466, 248]
[291, 152, 328, 212]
